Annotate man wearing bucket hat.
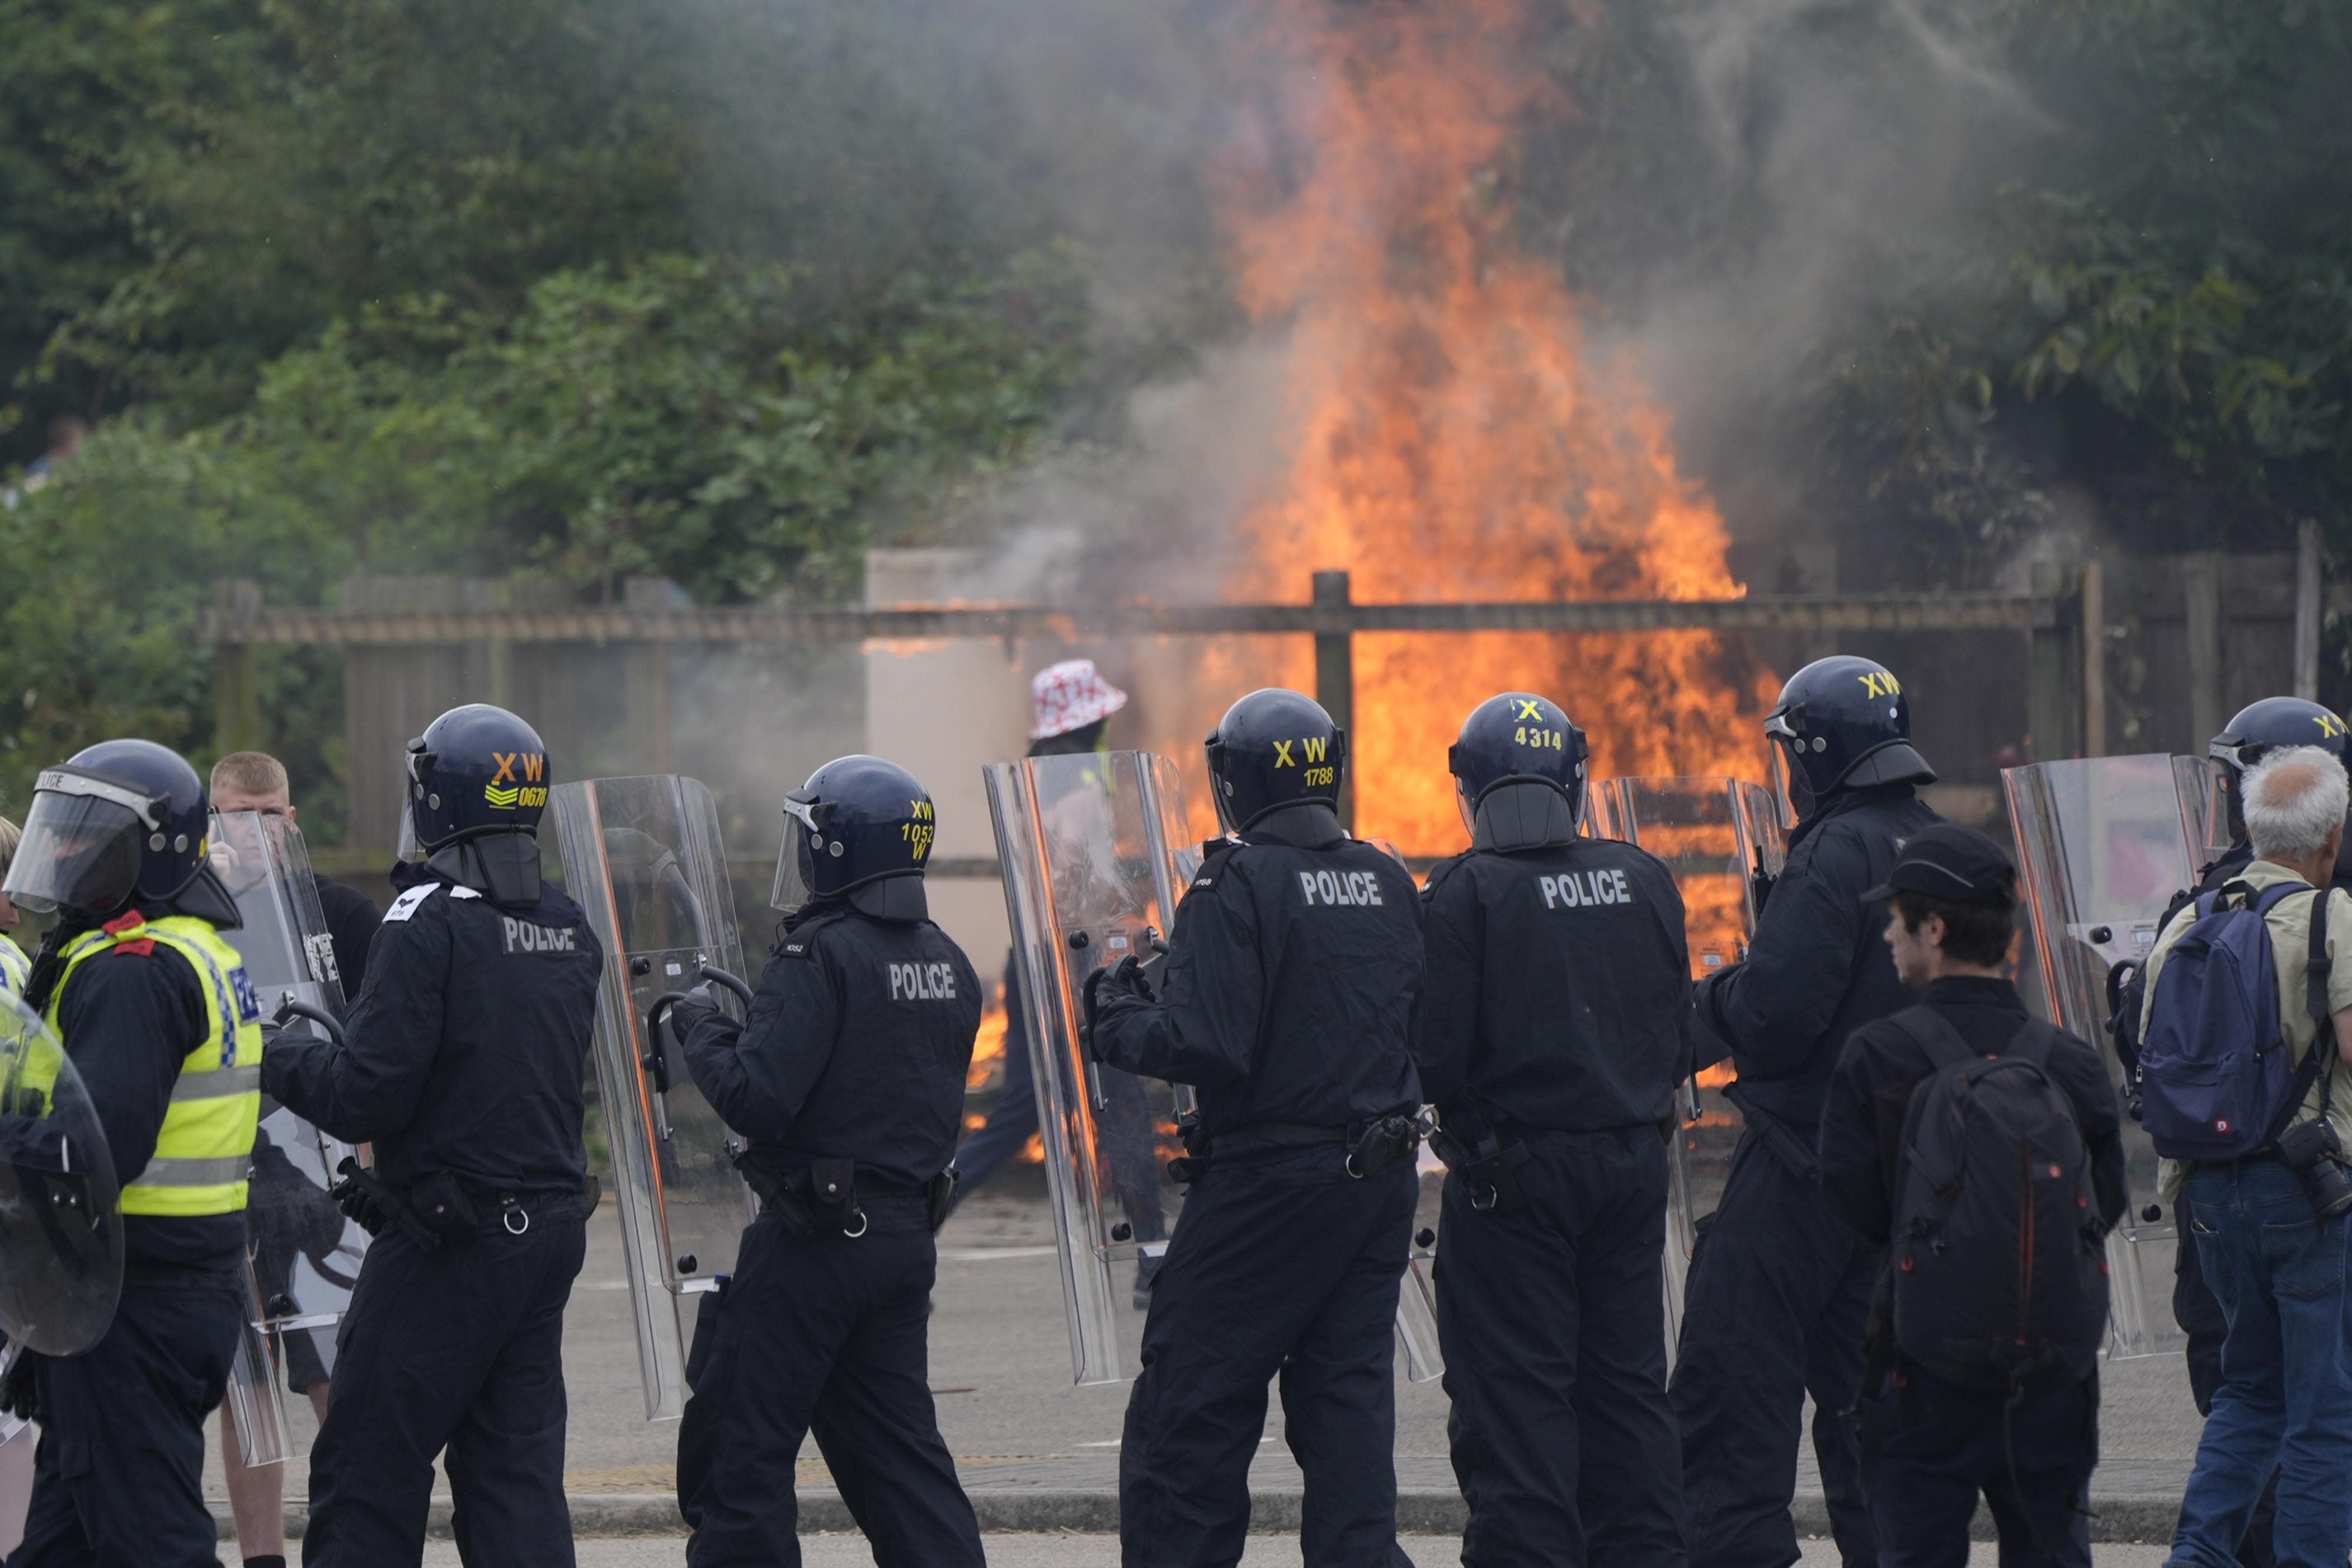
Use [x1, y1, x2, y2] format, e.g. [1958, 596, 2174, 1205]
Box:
[951, 659, 1128, 1209]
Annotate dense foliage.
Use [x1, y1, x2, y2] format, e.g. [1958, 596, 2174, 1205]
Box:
[4, 0, 2348, 813]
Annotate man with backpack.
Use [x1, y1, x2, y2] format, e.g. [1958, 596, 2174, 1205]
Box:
[1820, 823, 2126, 1566]
[2139, 746, 2352, 1568]
[2117, 697, 2352, 1568]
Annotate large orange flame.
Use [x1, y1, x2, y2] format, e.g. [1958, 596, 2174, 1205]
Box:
[1211, 0, 1775, 852]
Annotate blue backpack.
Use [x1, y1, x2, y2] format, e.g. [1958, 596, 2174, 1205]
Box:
[2140, 880, 2334, 1161]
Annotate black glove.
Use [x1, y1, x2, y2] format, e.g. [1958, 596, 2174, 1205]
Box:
[664, 983, 723, 1048]
[1, 1348, 42, 1424]
[1081, 955, 1155, 1059]
[330, 1162, 390, 1237]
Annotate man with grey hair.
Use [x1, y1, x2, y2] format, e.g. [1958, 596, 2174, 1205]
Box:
[2141, 745, 2352, 1568]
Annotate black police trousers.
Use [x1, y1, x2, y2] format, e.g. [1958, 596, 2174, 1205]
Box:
[1869, 1366, 2096, 1568]
[1670, 1126, 1880, 1568]
[300, 1206, 586, 1566]
[1120, 1141, 1416, 1568]
[677, 1193, 981, 1568]
[2175, 1188, 2280, 1567]
[9, 1263, 244, 1568]
[1436, 1125, 1683, 1568]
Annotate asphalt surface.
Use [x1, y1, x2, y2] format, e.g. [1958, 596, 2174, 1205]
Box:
[209, 1175, 2210, 1544]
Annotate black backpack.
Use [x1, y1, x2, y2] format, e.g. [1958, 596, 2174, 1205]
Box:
[1886, 1009, 2110, 1390]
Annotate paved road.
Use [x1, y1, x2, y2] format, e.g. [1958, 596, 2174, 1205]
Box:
[422, 1537, 2178, 1566]
[213, 1181, 2209, 1525]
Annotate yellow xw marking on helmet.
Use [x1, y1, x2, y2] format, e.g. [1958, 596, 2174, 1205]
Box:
[1272, 740, 1296, 767]
[1859, 671, 1902, 700]
[1514, 698, 1543, 721]
[2317, 714, 2348, 740]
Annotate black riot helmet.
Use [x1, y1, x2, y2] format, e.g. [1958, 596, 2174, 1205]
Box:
[1204, 688, 1347, 834]
[2207, 697, 2351, 841]
[402, 704, 551, 852]
[4, 739, 218, 920]
[1763, 655, 1935, 822]
[1448, 693, 1588, 844]
[771, 755, 935, 920]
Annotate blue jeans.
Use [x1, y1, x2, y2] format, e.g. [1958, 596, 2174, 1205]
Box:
[2170, 1161, 2352, 1568]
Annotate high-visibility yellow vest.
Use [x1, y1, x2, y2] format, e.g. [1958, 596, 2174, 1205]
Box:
[0, 937, 26, 996]
[48, 913, 263, 1216]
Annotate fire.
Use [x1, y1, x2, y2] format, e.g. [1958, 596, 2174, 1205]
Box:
[1210, 0, 1775, 852]
[967, 988, 1010, 1092]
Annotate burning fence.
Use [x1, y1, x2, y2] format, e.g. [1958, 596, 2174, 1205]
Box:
[1197, 0, 1778, 854]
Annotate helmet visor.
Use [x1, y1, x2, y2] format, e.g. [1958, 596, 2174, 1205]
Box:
[4, 791, 143, 917]
[1768, 739, 1812, 828]
[770, 793, 825, 914]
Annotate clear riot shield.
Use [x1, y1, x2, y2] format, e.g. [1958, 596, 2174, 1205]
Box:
[549, 775, 753, 1421]
[1587, 777, 1785, 1357]
[210, 810, 366, 1461]
[0, 991, 123, 1359]
[2003, 754, 2200, 1359]
[987, 752, 1443, 1386]
[2173, 754, 2234, 876]
[983, 751, 1197, 1386]
[209, 812, 368, 1340]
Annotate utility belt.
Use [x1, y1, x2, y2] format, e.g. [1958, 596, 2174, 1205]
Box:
[1722, 1082, 1820, 1185]
[330, 1158, 599, 1253]
[1427, 1099, 1532, 1213]
[1167, 1115, 1419, 1188]
[732, 1153, 958, 1238]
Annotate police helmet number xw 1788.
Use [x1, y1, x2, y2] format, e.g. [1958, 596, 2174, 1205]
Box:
[1298, 869, 1386, 908]
[1538, 869, 1633, 910]
[888, 961, 958, 1001]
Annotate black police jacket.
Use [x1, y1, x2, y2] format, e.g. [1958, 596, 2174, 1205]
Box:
[681, 902, 980, 1192]
[1819, 974, 2127, 1244]
[1416, 837, 1692, 1132]
[1091, 803, 1424, 1141]
[1694, 784, 1943, 1129]
[38, 904, 245, 1268]
[263, 863, 603, 1196]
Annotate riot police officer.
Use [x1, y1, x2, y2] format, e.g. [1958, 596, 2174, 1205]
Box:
[263, 704, 604, 1565]
[1, 740, 265, 1567]
[1416, 693, 1692, 1566]
[1673, 655, 1942, 1568]
[669, 754, 984, 1567]
[1089, 688, 1425, 1568]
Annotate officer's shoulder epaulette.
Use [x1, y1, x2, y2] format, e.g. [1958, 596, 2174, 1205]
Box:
[382, 882, 444, 924]
[778, 911, 851, 961]
[1187, 835, 1241, 891]
[1419, 850, 1474, 897]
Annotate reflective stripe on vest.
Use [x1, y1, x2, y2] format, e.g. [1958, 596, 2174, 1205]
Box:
[0, 938, 27, 994]
[49, 913, 263, 1217]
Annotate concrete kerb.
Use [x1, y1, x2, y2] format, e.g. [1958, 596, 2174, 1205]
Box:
[218, 1489, 2182, 1543]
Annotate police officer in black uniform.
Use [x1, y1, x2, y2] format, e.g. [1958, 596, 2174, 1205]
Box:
[2, 740, 264, 1568]
[2127, 696, 2352, 1568]
[1088, 687, 1425, 1568]
[1416, 693, 1693, 1566]
[669, 754, 984, 1568]
[1672, 655, 1943, 1568]
[263, 703, 604, 1566]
